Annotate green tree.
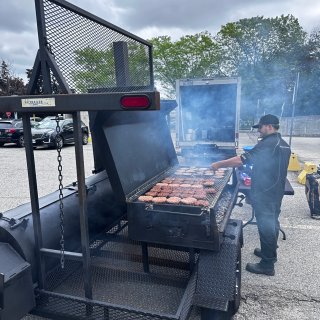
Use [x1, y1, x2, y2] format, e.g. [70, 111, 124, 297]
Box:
[71, 47, 116, 93]
[150, 32, 221, 97]
[0, 60, 26, 96]
[296, 28, 320, 115]
[71, 42, 150, 93]
[0, 60, 27, 118]
[215, 15, 307, 119]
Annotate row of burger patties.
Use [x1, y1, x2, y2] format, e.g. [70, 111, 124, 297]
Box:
[137, 195, 210, 206]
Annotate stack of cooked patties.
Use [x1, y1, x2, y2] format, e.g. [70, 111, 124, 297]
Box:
[137, 167, 228, 207]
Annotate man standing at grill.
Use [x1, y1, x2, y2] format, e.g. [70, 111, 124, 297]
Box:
[211, 114, 291, 276]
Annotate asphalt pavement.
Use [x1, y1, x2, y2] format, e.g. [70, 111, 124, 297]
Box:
[234, 132, 320, 320]
[0, 132, 320, 319]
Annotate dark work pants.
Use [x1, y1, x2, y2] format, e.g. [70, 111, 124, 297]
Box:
[253, 199, 282, 266]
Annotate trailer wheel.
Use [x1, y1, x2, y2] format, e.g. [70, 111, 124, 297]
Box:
[82, 133, 89, 145]
[17, 135, 25, 148]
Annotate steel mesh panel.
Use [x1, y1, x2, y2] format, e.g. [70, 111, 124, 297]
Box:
[196, 243, 238, 301]
[43, 0, 153, 93]
[35, 293, 169, 320]
[193, 222, 242, 311]
[90, 224, 194, 278]
[179, 271, 197, 320]
[41, 226, 196, 319]
[22, 315, 50, 320]
[45, 260, 83, 291]
[214, 189, 234, 225]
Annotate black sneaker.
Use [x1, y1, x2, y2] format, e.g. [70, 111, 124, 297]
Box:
[253, 248, 277, 262]
[246, 262, 275, 276]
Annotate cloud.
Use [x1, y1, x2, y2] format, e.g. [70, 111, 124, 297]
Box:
[0, 0, 319, 80]
[0, 1, 35, 32]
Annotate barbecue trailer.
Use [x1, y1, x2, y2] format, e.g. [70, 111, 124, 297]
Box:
[0, 1, 243, 320]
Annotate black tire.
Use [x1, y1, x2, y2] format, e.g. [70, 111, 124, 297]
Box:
[82, 133, 89, 145]
[55, 135, 64, 149]
[17, 135, 25, 148]
[0, 142, 4, 147]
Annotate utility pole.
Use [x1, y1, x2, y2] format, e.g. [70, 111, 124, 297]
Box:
[289, 72, 300, 147]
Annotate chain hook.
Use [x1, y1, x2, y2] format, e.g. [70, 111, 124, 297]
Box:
[55, 115, 65, 269]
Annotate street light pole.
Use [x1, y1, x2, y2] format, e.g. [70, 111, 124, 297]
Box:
[289, 72, 300, 147]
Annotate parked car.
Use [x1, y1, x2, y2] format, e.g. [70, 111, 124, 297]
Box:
[32, 117, 89, 148]
[0, 119, 39, 147]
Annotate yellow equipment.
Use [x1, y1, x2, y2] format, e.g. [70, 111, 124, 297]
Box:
[298, 162, 317, 185]
[288, 153, 301, 171]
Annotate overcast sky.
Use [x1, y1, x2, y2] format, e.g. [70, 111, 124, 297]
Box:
[1, 0, 320, 81]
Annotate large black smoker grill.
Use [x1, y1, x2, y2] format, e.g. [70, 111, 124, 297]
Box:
[0, 1, 243, 319]
[92, 111, 240, 252]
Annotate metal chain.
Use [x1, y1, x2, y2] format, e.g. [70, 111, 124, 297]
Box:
[55, 115, 65, 269]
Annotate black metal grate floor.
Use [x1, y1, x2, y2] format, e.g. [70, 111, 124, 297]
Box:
[40, 224, 196, 319]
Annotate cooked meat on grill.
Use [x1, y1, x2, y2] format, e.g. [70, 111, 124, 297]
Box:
[151, 186, 162, 192]
[205, 188, 217, 194]
[152, 197, 167, 203]
[167, 197, 181, 204]
[170, 193, 181, 198]
[194, 193, 207, 200]
[181, 197, 197, 205]
[138, 196, 154, 202]
[195, 200, 210, 207]
[180, 183, 192, 188]
[156, 183, 168, 187]
[192, 184, 203, 188]
[161, 178, 173, 183]
[170, 183, 180, 188]
[158, 192, 170, 197]
[203, 181, 214, 187]
[145, 192, 158, 197]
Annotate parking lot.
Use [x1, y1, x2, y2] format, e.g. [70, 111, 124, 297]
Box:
[1, 132, 320, 319]
[234, 133, 320, 320]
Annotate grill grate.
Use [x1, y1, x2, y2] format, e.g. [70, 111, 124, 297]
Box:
[129, 166, 233, 211]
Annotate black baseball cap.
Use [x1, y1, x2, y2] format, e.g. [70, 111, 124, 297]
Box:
[252, 114, 280, 128]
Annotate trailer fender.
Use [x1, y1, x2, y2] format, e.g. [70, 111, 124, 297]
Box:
[193, 219, 243, 312]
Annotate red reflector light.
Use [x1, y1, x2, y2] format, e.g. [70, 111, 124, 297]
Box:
[120, 95, 151, 109]
[5, 128, 16, 133]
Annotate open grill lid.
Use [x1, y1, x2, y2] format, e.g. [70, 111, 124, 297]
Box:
[91, 111, 178, 202]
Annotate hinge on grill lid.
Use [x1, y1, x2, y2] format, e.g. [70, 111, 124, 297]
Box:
[201, 209, 211, 236]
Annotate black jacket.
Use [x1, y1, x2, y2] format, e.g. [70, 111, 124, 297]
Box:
[240, 132, 291, 203]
